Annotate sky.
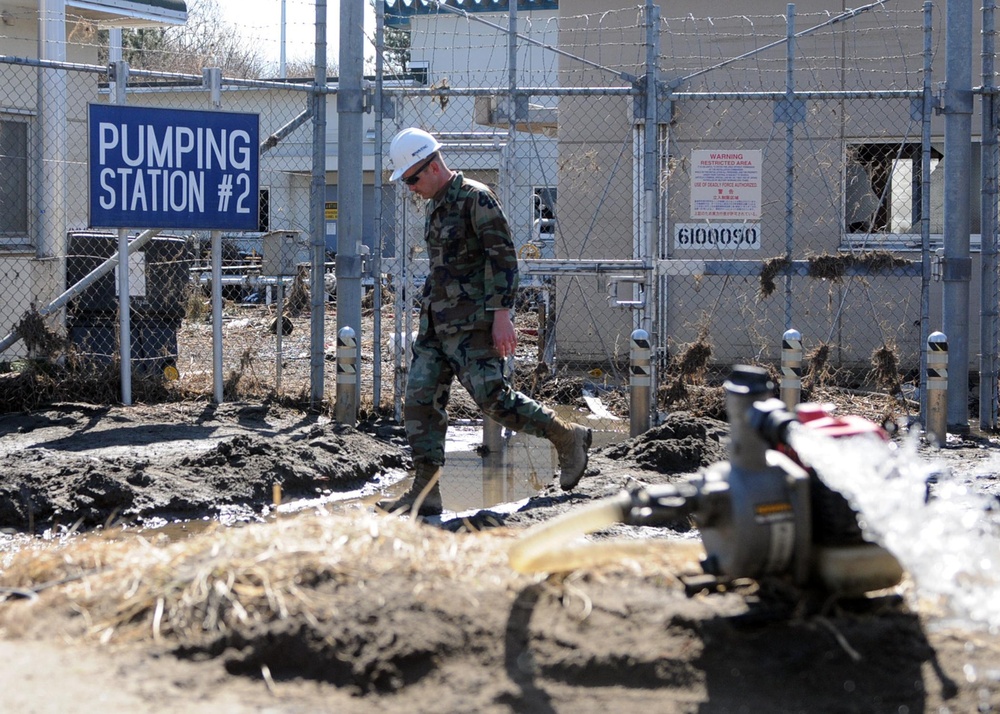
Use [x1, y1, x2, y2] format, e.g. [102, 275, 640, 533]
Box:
[213, 0, 377, 71]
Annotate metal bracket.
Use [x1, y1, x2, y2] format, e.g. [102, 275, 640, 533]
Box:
[658, 86, 674, 126]
[607, 276, 646, 308]
[932, 248, 943, 282]
[338, 88, 367, 114]
[107, 61, 129, 84]
[774, 98, 806, 125]
[941, 254, 973, 281]
[632, 75, 647, 122]
[936, 82, 974, 115]
[933, 82, 946, 115]
[202, 67, 223, 108]
[362, 82, 375, 114]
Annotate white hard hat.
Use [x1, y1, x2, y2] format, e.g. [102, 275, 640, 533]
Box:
[389, 127, 442, 182]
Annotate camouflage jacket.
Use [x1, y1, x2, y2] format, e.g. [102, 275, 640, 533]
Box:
[421, 172, 519, 335]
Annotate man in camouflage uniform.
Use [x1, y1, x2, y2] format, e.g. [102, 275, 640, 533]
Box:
[378, 128, 592, 517]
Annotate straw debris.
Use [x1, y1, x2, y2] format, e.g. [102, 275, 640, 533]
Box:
[0, 512, 696, 657]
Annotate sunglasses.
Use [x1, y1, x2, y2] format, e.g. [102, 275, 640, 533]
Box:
[402, 154, 436, 185]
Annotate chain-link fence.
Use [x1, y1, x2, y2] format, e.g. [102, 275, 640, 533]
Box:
[376, 1, 938, 423]
[0, 50, 323, 407]
[5, 1, 1000, 485]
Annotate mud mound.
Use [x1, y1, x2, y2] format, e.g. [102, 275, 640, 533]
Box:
[0, 403, 408, 531]
[602, 412, 728, 474]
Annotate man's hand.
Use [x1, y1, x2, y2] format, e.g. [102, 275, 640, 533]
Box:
[492, 309, 517, 358]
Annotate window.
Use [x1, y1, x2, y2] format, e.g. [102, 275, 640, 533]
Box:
[533, 186, 556, 237]
[0, 118, 28, 241]
[846, 142, 943, 236]
[258, 188, 270, 233]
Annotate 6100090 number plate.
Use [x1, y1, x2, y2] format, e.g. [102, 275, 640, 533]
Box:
[674, 223, 761, 250]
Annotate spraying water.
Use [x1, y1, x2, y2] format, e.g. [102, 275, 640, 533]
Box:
[786, 425, 1000, 632]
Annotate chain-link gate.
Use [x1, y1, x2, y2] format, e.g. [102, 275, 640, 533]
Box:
[370, 0, 945, 509]
[375, 1, 647, 509]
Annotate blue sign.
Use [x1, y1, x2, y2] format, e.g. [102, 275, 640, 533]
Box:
[88, 104, 259, 230]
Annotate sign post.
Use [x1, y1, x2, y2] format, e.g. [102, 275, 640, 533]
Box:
[88, 104, 259, 404]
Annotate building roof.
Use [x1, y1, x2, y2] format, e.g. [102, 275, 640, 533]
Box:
[384, 0, 558, 27]
[67, 0, 188, 27]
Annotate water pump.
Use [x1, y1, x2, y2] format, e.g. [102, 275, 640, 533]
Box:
[510, 365, 904, 596]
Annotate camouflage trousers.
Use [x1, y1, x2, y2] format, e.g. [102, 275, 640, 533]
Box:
[404, 320, 556, 467]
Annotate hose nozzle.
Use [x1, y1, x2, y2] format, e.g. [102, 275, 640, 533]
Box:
[748, 397, 799, 448]
[622, 482, 700, 527]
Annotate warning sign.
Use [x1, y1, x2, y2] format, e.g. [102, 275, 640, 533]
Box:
[690, 149, 762, 220]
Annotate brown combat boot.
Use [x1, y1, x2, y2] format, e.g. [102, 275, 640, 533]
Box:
[546, 418, 593, 490]
[377, 463, 443, 516]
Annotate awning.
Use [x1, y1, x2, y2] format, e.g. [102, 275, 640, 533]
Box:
[66, 0, 187, 27]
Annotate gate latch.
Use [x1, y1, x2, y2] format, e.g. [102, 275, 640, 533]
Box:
[607, 276, 646, 308]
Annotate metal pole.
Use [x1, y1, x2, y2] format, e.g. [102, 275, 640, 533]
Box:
[211, 230, 224, 403]
[919, 2, 934, 430]
[309, 0, 328, 406]
[780, 328, 802, 410]
[783, 4, 796, 329]
[943, 0, 973, 431]
[981, 0, 999, 429]
[642, 0, 660, 404]
[479, 0, 516, 456]
[927, 331, 949, 446]
[110, 61, 132, 406]
[372, 0, 386, 411]
[117, 226, 132, 405]
[37, 0, 67, 277]
[483, 417, 504, 453]
[276, 279, 284, 394]
[335, 0, 365, 419]
[630, 329, 651, 437]
[205, 67, 225, 404]
[279, 0, 287, 79]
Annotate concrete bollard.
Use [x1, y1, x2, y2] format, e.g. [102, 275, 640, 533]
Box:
[781, 328, 803, 410]
[335, 326, 358, 426]
[630, 329, 651, 437]
[926, 331, 948, 447]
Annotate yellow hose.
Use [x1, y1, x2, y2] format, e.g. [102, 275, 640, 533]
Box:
[508, 496, 629, 573]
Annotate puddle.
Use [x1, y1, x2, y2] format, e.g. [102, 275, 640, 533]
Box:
[437, 414, 627, 513]
[0, 414, 629, 551]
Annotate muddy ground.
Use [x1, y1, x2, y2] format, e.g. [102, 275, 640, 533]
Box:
[0, 400, 999, 713]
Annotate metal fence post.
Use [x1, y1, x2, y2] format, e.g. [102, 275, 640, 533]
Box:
[780, 328, 802, 410]
[981, 0, 999, 430]
[630, 329, 651, 437]
[943, 0, 973, 431]
[927, 331, 948, 446]
[336, 326, 358, 425]
[483, 417, 503, 453]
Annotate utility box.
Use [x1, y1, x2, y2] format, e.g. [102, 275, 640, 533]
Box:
[262, 230, 307, 276]
[65, 231, 192, 377]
